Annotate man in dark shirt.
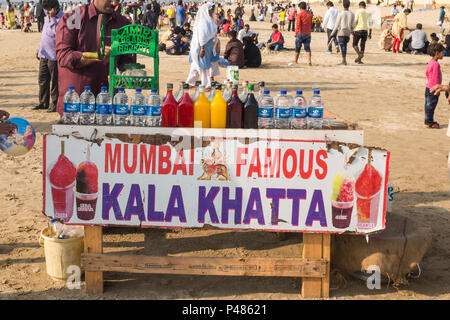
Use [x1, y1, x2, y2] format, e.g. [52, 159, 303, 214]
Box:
[55, 0, 132, 116]
[224, 30, 245, 68]
[35, 0, 45, 32]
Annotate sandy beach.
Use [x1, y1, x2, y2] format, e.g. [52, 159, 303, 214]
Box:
[1, 3, 450, 299]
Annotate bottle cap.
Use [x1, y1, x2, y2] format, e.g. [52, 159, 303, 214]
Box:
[264, 90, 270, 94]
[259, 81, 265, 87]
[183, 83, 190, 90]
[136, 88, 142, 92]
[313, 90, 320, 94]
[101, 86, 107, 91]
[296, 90, 303, 95]
[151, 88, 157, 93]
[216, 84, 222, 90]
[118, 87, 125, 92]
[248, 84, 254, 91]
[242, 80, 248, 84]
[232, 84, 238, 90]
[84, 86, 91, 91]
[195, 80, 201, 86]
[199, 85, 205, 92]
[50, 219, 55, 223]
[180, 81, 185, 84]
[280, 90, 287, 94]
[167, 83, 173, 89]
[68, 85, 75, 90]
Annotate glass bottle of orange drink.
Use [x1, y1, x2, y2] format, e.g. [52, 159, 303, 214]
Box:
[210, 84, 227, 128]
[193, 85, 211, 128]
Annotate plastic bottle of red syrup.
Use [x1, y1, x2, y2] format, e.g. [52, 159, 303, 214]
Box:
[178, 83, 194, 127]
[161, 83, 178, 127]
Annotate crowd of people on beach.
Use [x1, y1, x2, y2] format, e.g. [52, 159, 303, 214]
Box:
[0, 0, 448, 131]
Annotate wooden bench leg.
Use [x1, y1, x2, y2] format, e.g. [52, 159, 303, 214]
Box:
[84, 226, 103, 293]
[302, 233, 330, 299]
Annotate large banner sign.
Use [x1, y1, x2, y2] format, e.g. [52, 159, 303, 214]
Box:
[43, 127, 389, 234]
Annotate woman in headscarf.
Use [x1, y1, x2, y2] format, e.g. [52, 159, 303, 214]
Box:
[186, 3, 217, 89]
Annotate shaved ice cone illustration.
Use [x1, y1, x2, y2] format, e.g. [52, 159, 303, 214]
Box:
[75, 146, 98, 221]
[331, 171, 355, 229]
[355, 150, 383, 230]
[48, 141, 76, 222]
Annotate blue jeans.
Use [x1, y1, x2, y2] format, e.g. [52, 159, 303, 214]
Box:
[295, 33, 311, 53]
[338, 36, 349, 57]
[327, 28, 338, 52]
[269, 43, 281, 51]
[425, 87, 439, 124]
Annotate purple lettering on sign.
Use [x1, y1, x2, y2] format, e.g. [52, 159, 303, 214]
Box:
[102, 183, 124, 221]
[221, 187, 243, 224]
[124, 184, 146, 221]
[287, 189, 307, 226]
[243, 188, 265, 225]
[198, 186, 220, 224]
[147, 185, 164, 222]
[305, 190, 327, 227]
[266, 188, 286, 225]
[165, 185, 187, 223]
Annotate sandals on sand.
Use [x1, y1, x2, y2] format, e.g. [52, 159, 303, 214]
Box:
[425, 122, 440, 129]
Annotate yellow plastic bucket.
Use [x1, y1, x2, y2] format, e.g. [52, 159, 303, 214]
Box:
[39, 228, 84, 281]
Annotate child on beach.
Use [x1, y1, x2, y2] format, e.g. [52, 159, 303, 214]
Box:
[424, 43, 445, 128]
[279, 7, 286, 31]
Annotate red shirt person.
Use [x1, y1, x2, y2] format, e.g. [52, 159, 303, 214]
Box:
[293, 1, 313, 65]
[55, 0, 132, 116]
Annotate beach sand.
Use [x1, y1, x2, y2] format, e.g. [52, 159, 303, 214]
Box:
[1, 3, 450, 299]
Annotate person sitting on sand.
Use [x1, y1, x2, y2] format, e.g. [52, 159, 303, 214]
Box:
[259, 23, 285, 51]
[404, 23, 428, 54]
[220, 20, 232, 36]
[224, 30, 245, 68]
[165, 26, 190, 55]
[243, 35, 262, 68]
[379, 28, 394, 51]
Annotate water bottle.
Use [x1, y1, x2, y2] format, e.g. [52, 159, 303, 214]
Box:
[307, 89, 324, 129]
[258, 89, 274, 129]
[79, 86, 96, 125]
[62, 85, 80, 124]
[274, 90, 292, 129]
[147, 88, 162, 127]
[130, 88, 147, 126]
[113, 87, 129, 126]
[96, 86, 112, 125]
[291, 90, 308, 129]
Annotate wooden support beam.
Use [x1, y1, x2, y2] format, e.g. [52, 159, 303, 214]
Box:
[82, 253, 327, 278]
[84, 226, 103, 293]
[302, 233, 330, 299]
[322, 234, 331, 298]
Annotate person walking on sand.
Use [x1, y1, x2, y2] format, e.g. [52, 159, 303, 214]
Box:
[293, 1, 313, 66]
[186, 3, 217, 89]
[392, 8, 410, 53]
[352, 1, 372, 64]
[330, 0, 354, 65]
[424, 43, 445, 129]
[322, 1, 340, 54]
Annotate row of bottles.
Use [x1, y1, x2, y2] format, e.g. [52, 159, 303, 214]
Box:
[62, 83, 324, 129]
[62, 86, 162, 126]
